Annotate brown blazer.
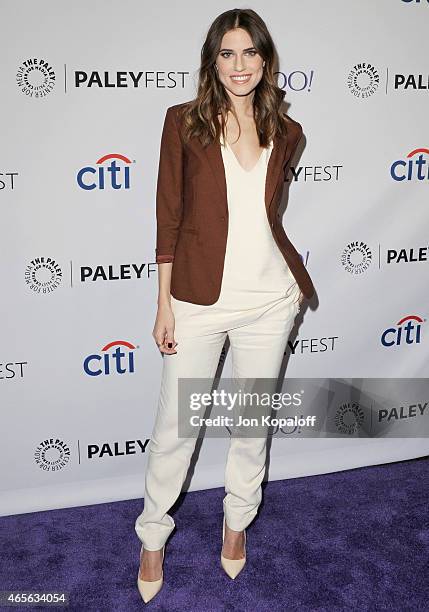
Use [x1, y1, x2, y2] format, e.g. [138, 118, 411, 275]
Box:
[155, 101, 315, 305]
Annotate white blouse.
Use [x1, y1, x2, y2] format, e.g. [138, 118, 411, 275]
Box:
[214, 135, 298, 310]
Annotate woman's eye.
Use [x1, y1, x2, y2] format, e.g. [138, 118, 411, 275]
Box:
[220, 51, 258, 58]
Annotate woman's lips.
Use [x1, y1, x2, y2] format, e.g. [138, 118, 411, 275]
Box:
[230, 74, 251, 84]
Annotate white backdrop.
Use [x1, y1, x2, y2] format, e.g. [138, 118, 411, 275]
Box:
[1, 0, 428, 516]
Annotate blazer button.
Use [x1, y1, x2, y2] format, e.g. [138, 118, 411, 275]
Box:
[220, 215, 225, 221]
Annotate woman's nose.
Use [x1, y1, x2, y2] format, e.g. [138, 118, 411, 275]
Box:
[234, 58, 245, 71]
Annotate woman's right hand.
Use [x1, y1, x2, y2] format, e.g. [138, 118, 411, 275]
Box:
[152, 301, 178, 354]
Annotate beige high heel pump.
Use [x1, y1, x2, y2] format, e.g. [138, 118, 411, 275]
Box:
[137, 544, 165, 604]
[220, 516, 246, 579]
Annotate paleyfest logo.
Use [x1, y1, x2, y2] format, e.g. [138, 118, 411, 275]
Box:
[390, 148, 429, 181]
[25, 257, 63, 294]
[340, 241, 372, 275]
[347, 62, 380, 98]
[16, 58, 56, 98]
[77, 153, 133, 190]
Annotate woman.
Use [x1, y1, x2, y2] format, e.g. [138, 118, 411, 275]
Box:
[135, 8, 315, 603]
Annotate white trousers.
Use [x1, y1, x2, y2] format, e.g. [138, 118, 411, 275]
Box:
[135, 284, 301, 550]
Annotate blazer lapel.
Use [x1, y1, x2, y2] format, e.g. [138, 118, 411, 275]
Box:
[203, 138, 227, 212]
[265, 133, 287, 214]
[203, 132, 287, 217]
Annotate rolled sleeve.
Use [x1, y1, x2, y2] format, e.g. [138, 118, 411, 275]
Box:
[155, 106, 184, 264]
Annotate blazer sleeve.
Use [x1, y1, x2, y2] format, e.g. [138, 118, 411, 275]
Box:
[283, 119, 303, 180]
[155, 106, 184, 264]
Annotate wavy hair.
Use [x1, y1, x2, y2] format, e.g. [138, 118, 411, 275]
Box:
[177, 8, 290, 148]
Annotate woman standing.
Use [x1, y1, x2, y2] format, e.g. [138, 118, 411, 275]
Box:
[135, 8, 315, 603]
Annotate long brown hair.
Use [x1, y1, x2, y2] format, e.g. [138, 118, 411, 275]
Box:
[178, 8, 290, 148]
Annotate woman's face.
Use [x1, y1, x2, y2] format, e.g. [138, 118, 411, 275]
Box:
[215, 27, 264, 99]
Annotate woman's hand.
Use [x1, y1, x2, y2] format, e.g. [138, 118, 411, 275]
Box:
[152, 302, 178, 354]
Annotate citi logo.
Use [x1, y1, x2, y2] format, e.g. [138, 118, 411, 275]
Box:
[391, 148, 429, 181]
[77, 153, 133, 190]
[83, 340, 137, 376]
[381, 315, 424, 347]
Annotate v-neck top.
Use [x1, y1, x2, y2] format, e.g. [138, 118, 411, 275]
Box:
[205, 135, 299, 310]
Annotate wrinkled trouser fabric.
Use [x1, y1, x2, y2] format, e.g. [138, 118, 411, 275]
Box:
[135, 284, 301, 550]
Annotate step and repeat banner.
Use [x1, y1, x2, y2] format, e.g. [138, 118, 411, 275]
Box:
[1, 1, 428, 516]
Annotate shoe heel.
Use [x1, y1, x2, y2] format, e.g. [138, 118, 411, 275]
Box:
[220, 516, 246, 579]
[137, 544, 165, 604]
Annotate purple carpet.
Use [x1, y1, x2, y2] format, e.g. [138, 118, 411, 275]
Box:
[1, 457, 428, 611]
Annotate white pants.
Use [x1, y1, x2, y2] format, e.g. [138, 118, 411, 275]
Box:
[135, 284, 301, 550]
